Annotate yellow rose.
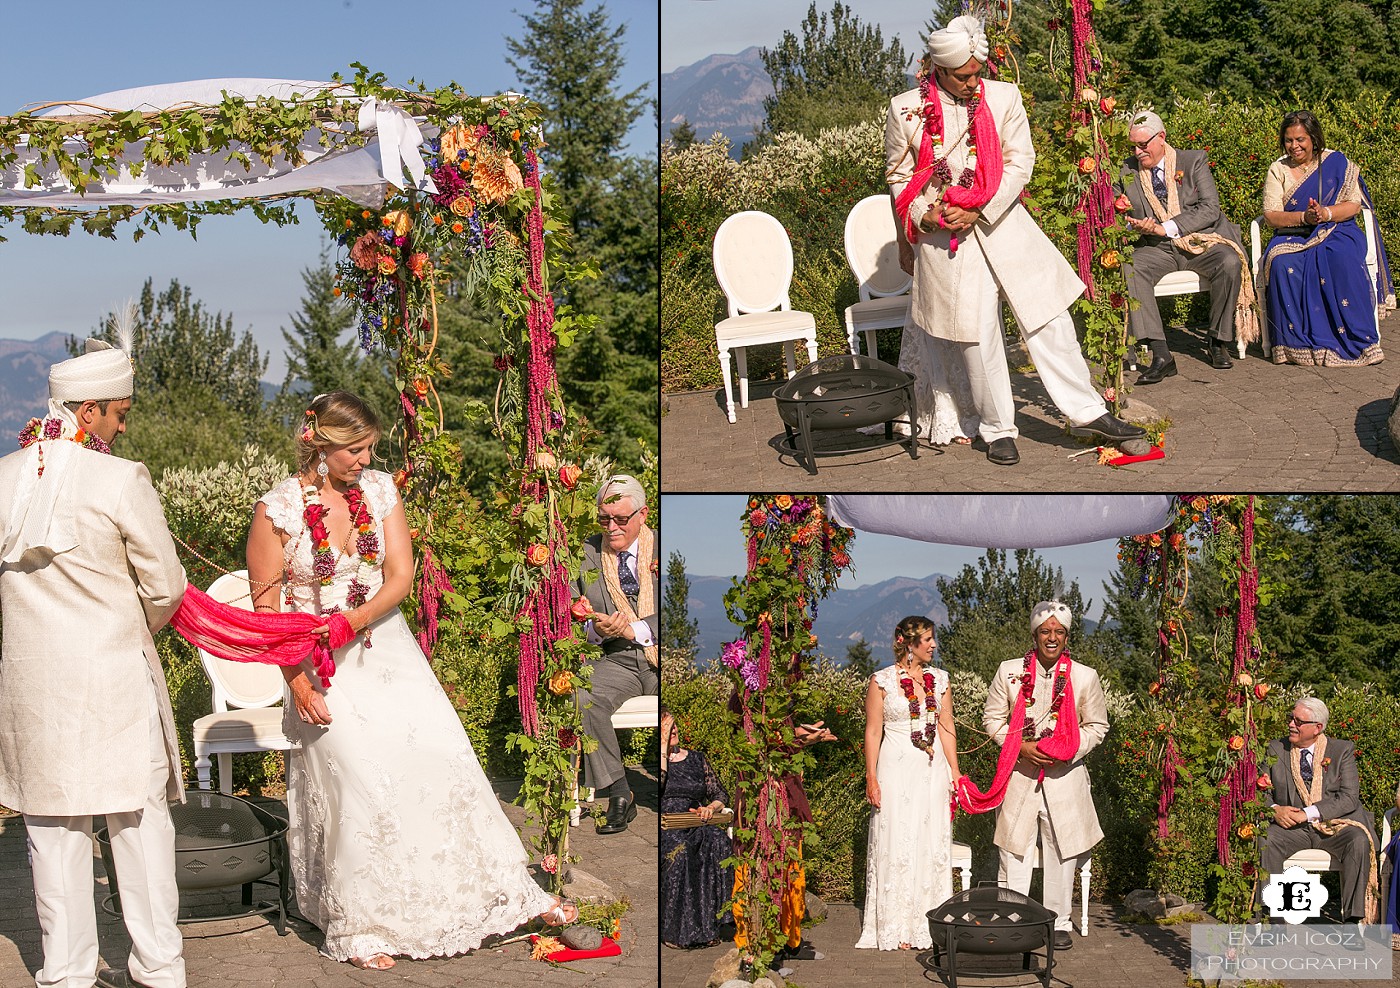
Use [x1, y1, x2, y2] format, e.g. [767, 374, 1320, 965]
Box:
[774, 495, 792, 509]
[382, 209, 412, 238]
[547, 670, 574, 695]
[377, 256, 398, 275]
[449, 195, 474, 217]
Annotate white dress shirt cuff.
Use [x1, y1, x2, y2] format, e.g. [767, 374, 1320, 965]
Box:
[584, 620, 602, 645]
[1162, 219, 1181, 239]
[631, 621, 654, 647]
[1303, 804, 1320, 822]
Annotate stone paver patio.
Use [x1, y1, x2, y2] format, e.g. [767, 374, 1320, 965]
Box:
[0, 770, 658, 988]
[662, 318, 1400, 491]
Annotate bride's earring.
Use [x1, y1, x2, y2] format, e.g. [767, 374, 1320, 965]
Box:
[317, 451, 329, 478]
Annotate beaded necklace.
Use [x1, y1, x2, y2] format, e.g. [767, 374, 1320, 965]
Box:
[296, 477, 381, 648]
[897, 663, 940, 758]
[17, 416, 112, 475]
[916, 74, 982, 192]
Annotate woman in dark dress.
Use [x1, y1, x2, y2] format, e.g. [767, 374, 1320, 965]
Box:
[660, 708, 733, 949]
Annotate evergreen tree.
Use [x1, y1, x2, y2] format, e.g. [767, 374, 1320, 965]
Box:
[668, 117, 698, 149]
[1094, 547, 1165, 692]
[90, 279, 292, 478]
[845, 637, 876, 679]
[757, 1, 910, 143]
[660, 551, 700, 656]
[935, 548, 1092, 682]
[276, 245, 394, 417]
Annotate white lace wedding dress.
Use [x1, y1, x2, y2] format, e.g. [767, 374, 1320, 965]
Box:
[259, 470, 555, 961]
[855, 664, 954, 950]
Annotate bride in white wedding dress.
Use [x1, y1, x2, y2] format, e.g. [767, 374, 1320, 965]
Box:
[246, 391, 573, 971]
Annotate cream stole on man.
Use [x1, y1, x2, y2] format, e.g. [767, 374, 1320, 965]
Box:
[1289, 736, 1379, 922]
[600, 525, 657, 667]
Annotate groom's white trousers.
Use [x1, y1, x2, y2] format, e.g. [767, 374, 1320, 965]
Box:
[997, 786, 1083, 933]
[24, 677, 185, 988]
[955, 271, 1106, 443]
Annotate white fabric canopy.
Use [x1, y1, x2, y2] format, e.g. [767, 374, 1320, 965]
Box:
[0, 79, 439, 210]
[826, 495, 1174, 548]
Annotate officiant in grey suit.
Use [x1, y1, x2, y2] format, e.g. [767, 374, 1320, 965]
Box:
[1117, 109, 1253, 383]
[1262, 696, 1379, 923]
[574, 474, 658, 835]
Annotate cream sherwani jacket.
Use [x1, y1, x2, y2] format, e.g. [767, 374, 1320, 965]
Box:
[0, 446, 186, 815]
[982, 656, 1109, 860]
[885, 79, 1085, 342]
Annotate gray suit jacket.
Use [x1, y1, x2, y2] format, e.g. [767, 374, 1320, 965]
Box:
[1265, 736, 1376, 840]
[576, 533, 659, 662]
[1117, 148, 1244, 249]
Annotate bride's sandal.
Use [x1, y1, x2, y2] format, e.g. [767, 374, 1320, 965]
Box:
[540, 897, 580, 927]
[350, 954, 396, 970]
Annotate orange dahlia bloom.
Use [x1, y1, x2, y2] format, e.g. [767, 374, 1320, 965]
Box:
[471, 149, 524, 204]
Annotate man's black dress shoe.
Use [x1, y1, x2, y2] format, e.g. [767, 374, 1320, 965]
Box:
[1209, 343, 1234, 369]
[597, 791, 637, 834]
[1053, 930, 1074, 950]
[986, 437, 1019, 466]
[97, 970, 155, 988]
[1069, 413, 1147, 443]
[1136, 355, 1179, 384]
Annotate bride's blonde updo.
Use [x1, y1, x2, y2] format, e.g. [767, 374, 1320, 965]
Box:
[296, 391, 382, 472]
[892, 615, 936, 663]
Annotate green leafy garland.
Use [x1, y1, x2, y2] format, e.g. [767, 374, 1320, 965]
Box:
[0, 64, 597, 887]
[721, 495, 854, 974]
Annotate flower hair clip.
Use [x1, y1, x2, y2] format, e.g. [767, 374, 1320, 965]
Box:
[300, 408, 317, 443]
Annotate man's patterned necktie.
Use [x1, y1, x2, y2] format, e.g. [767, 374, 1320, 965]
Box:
[618, 549, 640, 598]
[1300, 748, 1314, 788]
[1152, 167, 1169, 204]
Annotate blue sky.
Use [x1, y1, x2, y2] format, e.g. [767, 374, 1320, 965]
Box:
[660, 495, 1127, 621]
[662, 0, 932, 74]
[0, 0, 659, 380]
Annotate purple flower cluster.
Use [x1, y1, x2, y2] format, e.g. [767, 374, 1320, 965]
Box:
[43, 418, 61, 439]
[313, 553, 336, 583]
[346, 578, 369, 610]
[356, 532, 377, 557]
[720, 639, 748, 670]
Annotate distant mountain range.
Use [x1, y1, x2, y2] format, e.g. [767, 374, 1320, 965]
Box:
[0, 333, 280, 438]
[661, 46, 772, 153]
[0, 333, 75, 435]
[666, 571, 954, 666]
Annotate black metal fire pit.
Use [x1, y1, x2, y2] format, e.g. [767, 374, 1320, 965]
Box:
[924, 884, 1058, 988]
[773, 353, 918, 475]
[97, 790, 290, 935]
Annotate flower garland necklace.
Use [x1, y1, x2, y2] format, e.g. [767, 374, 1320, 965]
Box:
[18, 416, 111, 475]
[298, 478, 381, 648]
[897, 661, 939, 758]
[1016, 648, 1072, 740]
[918, 74, 981, 191]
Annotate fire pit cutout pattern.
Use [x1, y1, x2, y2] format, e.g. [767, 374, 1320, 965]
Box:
[98, 790, 290, 935]
[772, 353, 918, 475]
[925, 884, 1058, 988]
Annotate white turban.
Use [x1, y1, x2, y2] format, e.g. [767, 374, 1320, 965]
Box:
[1030, 600, 1072, 634]
[928, 14, 989, 68]
[48, 338, 134, 403]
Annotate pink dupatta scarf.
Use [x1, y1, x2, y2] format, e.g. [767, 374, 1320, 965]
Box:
[893, 75, 1005, 252]
[169, 583, 354, 687]
[956, 651, 1079, 814]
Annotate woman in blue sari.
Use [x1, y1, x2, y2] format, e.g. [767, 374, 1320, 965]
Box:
[1260, 110, 1395, 366]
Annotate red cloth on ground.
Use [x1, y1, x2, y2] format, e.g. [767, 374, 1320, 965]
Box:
[169, 583, 353, 687]
[528, 935, 621, 961]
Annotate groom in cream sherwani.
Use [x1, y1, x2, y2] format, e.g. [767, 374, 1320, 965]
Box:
[983, 601, 1108, 950]
[0, 336, 188, 988]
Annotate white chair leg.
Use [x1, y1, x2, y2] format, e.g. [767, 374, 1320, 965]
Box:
[846, 315, 859, 355]
[217, 753, 233, 795]
[736, 347, 750, 408]
[959, 865, 970, 893]
[719, 347, 736, 423]
[805, 334, 818, 367]
[783, 340, 797, 378]
[865, 329, 880, 362]
[1237, 335, 1246, 360]
[1080, 858, 1092, 935]
[195, 746, 212, 791]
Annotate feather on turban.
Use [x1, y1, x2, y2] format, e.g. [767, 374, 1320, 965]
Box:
[928, 14, 989, 68]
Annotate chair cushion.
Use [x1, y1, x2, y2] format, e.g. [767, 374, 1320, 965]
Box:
[846, 294, 911, 331]
[611, 694, 659, 729]
[193, 706, 287, 743]
[715, 310, 817, 345]
[1282, 848, 1332, 870]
